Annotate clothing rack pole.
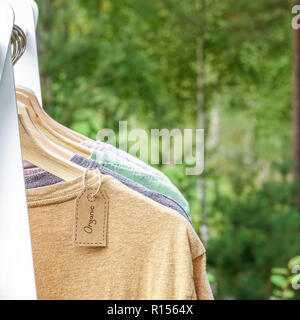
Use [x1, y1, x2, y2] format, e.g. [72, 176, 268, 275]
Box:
[0, 1, 37, 300]
[9, 0, 42, 106]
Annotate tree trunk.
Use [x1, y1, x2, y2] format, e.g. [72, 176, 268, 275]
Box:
[197, 0, 208, 242]
[293, 22, 300, 210]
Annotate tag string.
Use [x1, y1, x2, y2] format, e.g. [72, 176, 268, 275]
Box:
[82, 168, 102, 198]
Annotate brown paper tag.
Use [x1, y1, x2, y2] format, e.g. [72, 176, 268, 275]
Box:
[73, 187, 109, 247]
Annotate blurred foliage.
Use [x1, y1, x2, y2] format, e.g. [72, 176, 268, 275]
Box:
[207, 170, 300, 299]
[35, 0, 299, 299]
[270, 255, 300, 300]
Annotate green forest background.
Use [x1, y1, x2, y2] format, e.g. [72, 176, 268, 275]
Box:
[35, 0, 300, 299]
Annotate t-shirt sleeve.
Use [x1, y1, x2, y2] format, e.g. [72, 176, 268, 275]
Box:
[192, 253, 214, 300]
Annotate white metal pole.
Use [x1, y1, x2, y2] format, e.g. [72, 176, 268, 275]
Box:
[0, 0, 37, 300]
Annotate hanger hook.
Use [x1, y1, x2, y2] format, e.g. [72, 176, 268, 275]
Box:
[10, 25, 27, 65]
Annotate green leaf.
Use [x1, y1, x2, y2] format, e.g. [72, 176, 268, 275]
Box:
[271, 268, 289, 276]
[270, 275, 287, 289]
[282, 290, 294, 299]
[288, 256, 300, 270]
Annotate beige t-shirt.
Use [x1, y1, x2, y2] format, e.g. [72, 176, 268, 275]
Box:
[26, 171, 213, 300]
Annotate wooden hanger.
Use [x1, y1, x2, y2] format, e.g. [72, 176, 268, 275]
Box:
[16, 86, 88, 143]
[16, 90, 92, 157]
[18, 102, 86, 181]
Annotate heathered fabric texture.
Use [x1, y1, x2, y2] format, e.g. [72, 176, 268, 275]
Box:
[24, 167, 44, 175]
[26, 171, 213, 299]
[23, 138, 172, 185]
[91, 150, 191, 218]
[24, 154, 191, 223]
[25, 170, 63, 188]
[23, 160, 35, 169]
[82, 139, 171, 183]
